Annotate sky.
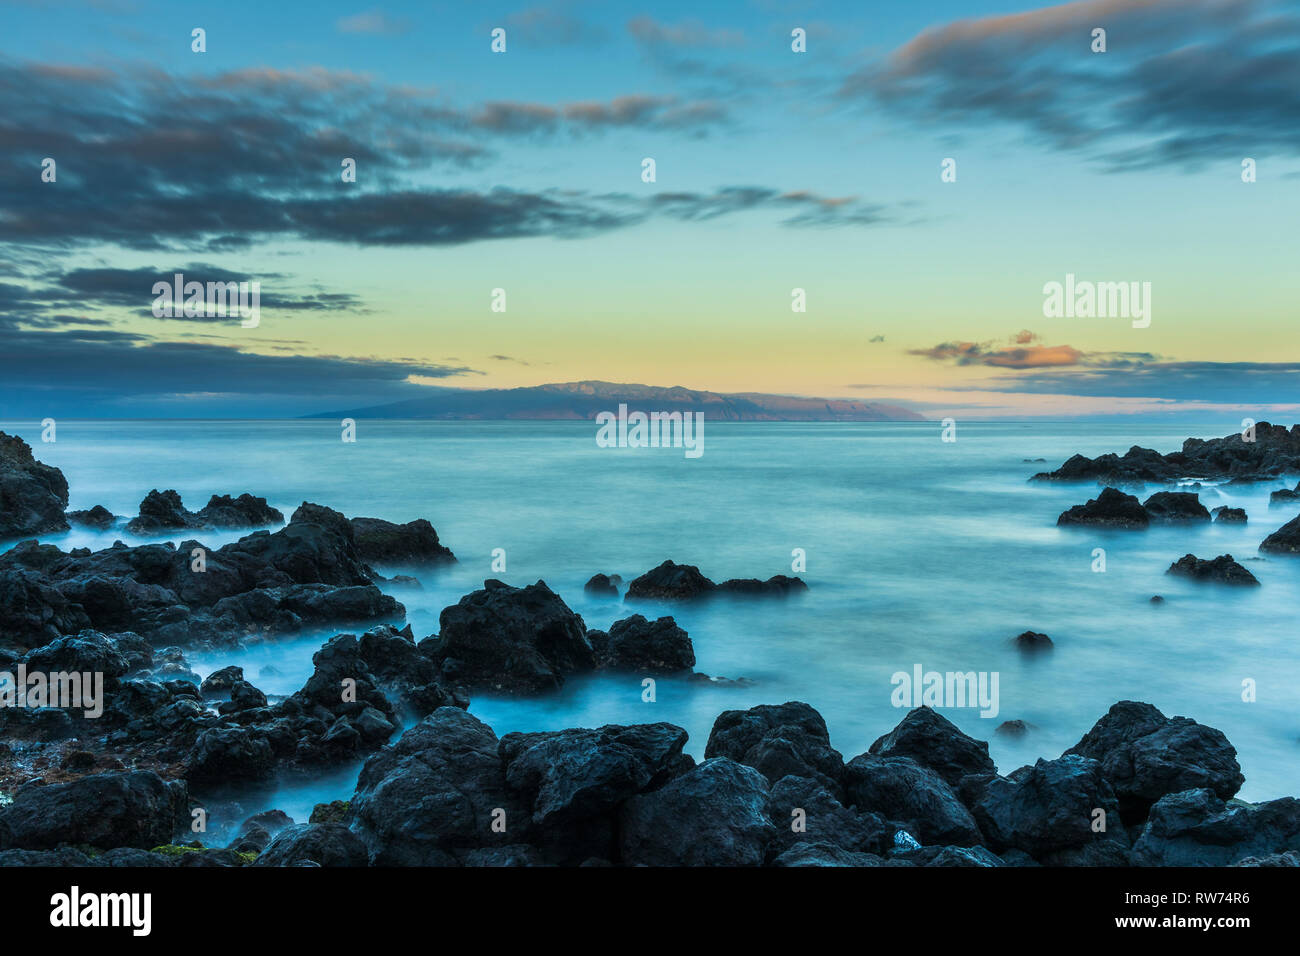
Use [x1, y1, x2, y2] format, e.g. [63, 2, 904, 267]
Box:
[1, 0, 1298, 419]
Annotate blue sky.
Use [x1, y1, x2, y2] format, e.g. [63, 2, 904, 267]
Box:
[1, 0, 1298, 418]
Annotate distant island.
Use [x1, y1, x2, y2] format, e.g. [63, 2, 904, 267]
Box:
[310, 381, 926, 422]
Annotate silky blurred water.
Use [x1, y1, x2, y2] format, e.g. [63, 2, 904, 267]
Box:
[5, 419, 1299, 809]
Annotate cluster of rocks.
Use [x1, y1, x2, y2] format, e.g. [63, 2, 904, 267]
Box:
[1033, 422, 1300, 485]
[125, 490, 285, 535]
[5, 700, 1293, 868]
[1057, 488, 1217, 528]
[1166, 554, 1260, 587]
[620, 560, 806, 601]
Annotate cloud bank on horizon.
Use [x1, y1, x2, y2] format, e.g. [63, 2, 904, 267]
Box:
[0, 0, 1296, 419]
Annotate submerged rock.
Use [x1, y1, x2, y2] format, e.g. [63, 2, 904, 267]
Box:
[67, 505, 116, 530]
[1211, 506, 1247, 523]
[125, 490, 283, 535]
[625, 560, 806, 601]
[1057, 487, 1149, 529]
[1166, 553, 1259, 586]
[1012, 631, 1053, 653]
[349, 517, 455, 566]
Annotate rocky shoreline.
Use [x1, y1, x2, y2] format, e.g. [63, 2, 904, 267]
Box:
[2, 428, 1298, 867]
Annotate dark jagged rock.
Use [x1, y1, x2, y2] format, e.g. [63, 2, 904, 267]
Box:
[254, 823, 368, 867]
[500, 722, 690, 833]
[705, 701, 845, 796]
[67, 505, 115, 530]
[1033, 423, 1300, 484]
[1131, 789, 1300, 866]
[769, 841, 886, 867]
[425, 580, 594, 694]
[188, 727, 276, 785]
[625, 559, 806, 601]
[1269, 482, 1300, 507]
[868, 707, 995, 789]
[594, 614, 694, 673]
[1166, 553, 1259, 586]
[842, 753, 982, 847]
[969, 755, 1126, 859]
[1013, 631, 1053, 653]
[0, 432, 69, 538]
[1142, 491, 1210, 523]
[765, 774, 893, 859]
[349, 517, 455, 566]
[0, 502, 402, 648]
[1064, 700, 1244, 822]
[349, 708, 528, 866]
[1260, 513, 1300, 554]
[0, 771, 185, 851]
[625, 560, 716, 600]
[1057, 487, 1149, 529]
[125, 490, 283, 534]
[619, 758, 775, 866]
[200, 665, 244, 696]
[583, 573, 621, 597]
[1212, 506, 1247, 523]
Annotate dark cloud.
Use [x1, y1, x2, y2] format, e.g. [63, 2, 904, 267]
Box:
[651, 187, 895, 227]
[911, 340, 1159, 370]
[0, 327, 481, 417]
[843, 0, 1300, 170]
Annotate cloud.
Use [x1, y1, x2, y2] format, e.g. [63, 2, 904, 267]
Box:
[501, 6, 606, 46]
[987, 360, 1300, 403]
[627, 16, 746, 49]
[337, 10, 411, 35]
[910, 338, 1161, 370]
[843, 0, 1300, 169]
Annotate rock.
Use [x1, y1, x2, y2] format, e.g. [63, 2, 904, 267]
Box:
[0, 432, 69, 538]
[426, 580, 594, 693]
[1033, 423, 1300, 484]
[714, 575, 808, 597]
[0, 569, 92, 649]
[22, 629, 130, 680]
[843, 754, 982, 847]
[187, 727, 275, 784]
[595, 614, 694, 673]
[1149, 595, 1164, 604]
[583, 573, 621, 597]
[0, 771, 185, 851]
[254, 823, 368, 867]
[769, 841, 886, 867]
[970, 755, 1126, 859]
[1064, 700, 1244, 821]
[867, 707, 996, 789]
[898, 844, 1005, 867]
[1235, 850, 1300, 867]
[349, 708, 527, 866]
[309, 800, 350, 825]
[462, 845, 544, 867]
[0, 848, 93, 866]
[500, 722, 689, 830]
[996, 720, 1035, 738]
[619, 758, 775, 866]
[124, 489, 192, 534]
[625, 560, 716, 600]
[1131, 789, 1300, 866]
[1269, 483, 1300, 507]
[200, 665, 244, 696]
[1057, 487, 1150, 529]
[1212, 506, 1247, 523]
[125, 490, 282, 534]
[67, 505, 116, 530]
[765, 774, 893, 858]
[1260, 513, 1300, 554]
[705, 701, 845, 796]
[1142, 491, 1211, 523]
[349, 517, 455, 566]
[1012, 631, 1053, 653]
[1166, 553, 1259, 586]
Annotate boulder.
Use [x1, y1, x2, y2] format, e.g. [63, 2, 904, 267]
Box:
[625, 560, 716, 600]
[1064, 700, 1244, 821]
[1211, 506, 1247, 523]
[349, 517, 455, 566]
[0, 432, 69, 538]
[867, 706, 996, 788]
[1013, 631, 1053, 653]
[1131, 789, 1300, 866]
[1141, 491, 1210, 523]
[1057, 487, 1149, 529]
[765, 774, 893, 858]
[619, 758, 775, 866]
[0, 771, 184, 851]
[426, 580, 594, 693]
[254, 823, 368, 867]
[1260, 514, 1300, 554]
[769, 841, 886, 867]
[705, 701, 845, 796]
[842, 753, 983, 847]
[1166, 553, 1259, 586]
[595, 614, 694, 673]
[67, 505, 115, 530]
[583, 573, 621, 597]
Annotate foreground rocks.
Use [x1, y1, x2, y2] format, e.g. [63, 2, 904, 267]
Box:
[1033, 422, 1300, 484]
[0, 432, 69, 539]
[0, 698, 1285, 867]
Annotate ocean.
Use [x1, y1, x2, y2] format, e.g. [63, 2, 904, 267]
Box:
[6, 418, 1298, 824]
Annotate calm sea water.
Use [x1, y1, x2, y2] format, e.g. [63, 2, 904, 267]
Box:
[5, 419, 1298, 820]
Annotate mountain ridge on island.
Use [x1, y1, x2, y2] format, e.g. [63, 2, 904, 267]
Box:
[308, 381, 926, 422]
